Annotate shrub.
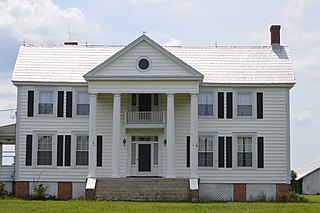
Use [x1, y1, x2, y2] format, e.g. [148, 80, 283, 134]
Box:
[0, 182, 8, 198]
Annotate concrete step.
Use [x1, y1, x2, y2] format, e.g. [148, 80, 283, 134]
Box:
[95, 177, 190, 201]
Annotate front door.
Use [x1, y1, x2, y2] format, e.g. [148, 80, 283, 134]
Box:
[138, 144, 151, 172]
[129, 135, 160, 176]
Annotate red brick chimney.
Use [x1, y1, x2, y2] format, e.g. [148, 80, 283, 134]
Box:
[270, 25, 281, 45]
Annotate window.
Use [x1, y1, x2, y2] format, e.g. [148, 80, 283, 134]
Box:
[1, 144, 15, 166]
[77, 92, 89, 115]
[136, 57, 151, 71]
[154, 143, 158, 166]
[76, 135, 89, 166]
[198, 135, 214, 167]
[237, 137, 252, 167]
[237, 92, 252, 116]
[131, 143, 136, 166]
[198, 93, 213, 116]
[38, 91, 53, 114]
[37, 135, 52, 165]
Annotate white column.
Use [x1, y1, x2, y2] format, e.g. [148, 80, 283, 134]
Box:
[111, 93, 121, 178]
[88, 94, 97, 178]
[166, 93, 175, 178]
[190, 93, 199, 178]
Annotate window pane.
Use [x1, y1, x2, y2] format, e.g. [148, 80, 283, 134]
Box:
[1, 144, 15, 166]
[198, 153, 213, 167]
[154, 143, 158, 166]
[237, 93, 252, 116]
[38, 91, 54, 115]
[237, 105, 252, 116]
[198, 135, 214, 167]
[131, 143, 136, 165]
[37, 135, 52, 165]
[76, 135, 89, 165]
[198, 93, 213, 116]
[77, 92, 89, 115]
[237, 137, 252, 167]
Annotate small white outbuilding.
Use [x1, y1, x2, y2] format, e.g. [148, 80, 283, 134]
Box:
[296, 157, 320, 194]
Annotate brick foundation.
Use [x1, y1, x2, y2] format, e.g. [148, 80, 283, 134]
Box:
[85, 189, 96, 200]
[58, 182, 73, 200]
[234, 184, 246, 201]
[14, 181, 29, 198]
[276, 184, 290, 201]
[190, 190, 199, 202]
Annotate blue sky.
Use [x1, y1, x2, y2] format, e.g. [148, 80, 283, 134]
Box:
[0, 0, 319, 170]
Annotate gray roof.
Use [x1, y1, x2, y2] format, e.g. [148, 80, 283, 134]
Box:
[296, 157, 320, 180]
[0, 124, 16, 136]
[12, 36, 295, 85]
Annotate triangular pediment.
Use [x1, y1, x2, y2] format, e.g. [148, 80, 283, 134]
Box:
[84, 35, 204, 81]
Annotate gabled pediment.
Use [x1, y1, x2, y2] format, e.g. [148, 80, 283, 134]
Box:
[84, 34, 204, 81]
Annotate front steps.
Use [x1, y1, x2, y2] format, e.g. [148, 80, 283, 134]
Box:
[95, 177, 190, 201]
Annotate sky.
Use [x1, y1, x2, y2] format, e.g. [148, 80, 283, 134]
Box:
[0, 0, 319, 170]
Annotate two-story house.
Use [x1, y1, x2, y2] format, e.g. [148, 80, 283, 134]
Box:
[10, 25, 295, 201]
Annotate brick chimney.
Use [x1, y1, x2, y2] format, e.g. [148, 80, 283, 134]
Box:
[270, 25, 281, 45]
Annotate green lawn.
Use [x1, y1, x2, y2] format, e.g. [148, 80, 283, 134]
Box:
[0, 195, 320, 213]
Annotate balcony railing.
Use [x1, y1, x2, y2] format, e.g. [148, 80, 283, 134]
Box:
[125, 111, 165, 125]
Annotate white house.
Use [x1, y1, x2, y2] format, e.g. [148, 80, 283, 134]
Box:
[9, 25, 295, 201]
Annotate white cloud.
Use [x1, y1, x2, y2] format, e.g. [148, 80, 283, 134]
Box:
[293, 46, 320, 80]
[0, 0, 104, 44]
[130, 0, 193, 12]
[283, 0, 315, 20]
[163, 38, 182, 46]
[0, 73, 16, 108]
[292, 110, 313, 123]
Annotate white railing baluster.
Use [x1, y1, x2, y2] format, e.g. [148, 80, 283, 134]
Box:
[126, 111, 165, 124]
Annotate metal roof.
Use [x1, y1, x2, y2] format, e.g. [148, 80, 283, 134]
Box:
[296, 157, 320, 180]
[0, 124, 16, 137]
[12, 36, 295, 85]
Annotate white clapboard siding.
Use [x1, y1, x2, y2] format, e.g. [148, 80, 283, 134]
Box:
[16, 84, 290, 184]
[16, 86, 90, 182]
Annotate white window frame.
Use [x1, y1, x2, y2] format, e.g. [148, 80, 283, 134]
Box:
[235, 90, 256, 118]
[198, 91, 216, 117]
[198, 133, 218, 168]
[71, 132, 89, 167]
[232, 132, 257, 169]
[32, 131, 57, 167]
[35, 89, 57, 117]
[75, 91, 90, 117]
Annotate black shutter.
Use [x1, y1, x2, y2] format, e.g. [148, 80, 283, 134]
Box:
[218, 92, 224, 118]
[26, 135, 32, 166]
[218, 137, 224, 167]
[66, 91, 73, 118]
[226, 137, 232, 168]
[257, 92, 263, 119]
[226, 92, 233, 119]
[258, 137, 264, 168]
[27, 91, 34, 117]
[65, 135, 71, 166]
[57, 91, 64, 117]
[186, 136, 190, 168]
[97, 135, 103, 167]
[57, 135, 63, 166]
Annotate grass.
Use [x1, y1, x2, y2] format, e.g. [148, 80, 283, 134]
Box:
[0, 195, 320, 213]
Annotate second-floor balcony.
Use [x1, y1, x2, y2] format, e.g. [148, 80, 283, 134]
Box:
[125, 111, 165, 128]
